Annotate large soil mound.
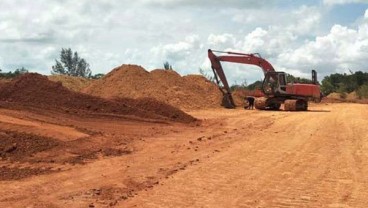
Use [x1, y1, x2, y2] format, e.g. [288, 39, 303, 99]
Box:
[0, 73, 195, 123]
[82, 65, 222, 110]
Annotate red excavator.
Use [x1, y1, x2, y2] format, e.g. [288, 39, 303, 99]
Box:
[208, 49, 322, 111]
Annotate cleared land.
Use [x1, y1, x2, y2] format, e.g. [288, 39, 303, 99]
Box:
[0, 102, 367, 208]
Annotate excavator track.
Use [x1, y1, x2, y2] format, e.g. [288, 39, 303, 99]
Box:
[255, 97, 267, 110]
[284, 99, 308, 111]
[255, 97, 282, 110]
[284, 100, 297, 111]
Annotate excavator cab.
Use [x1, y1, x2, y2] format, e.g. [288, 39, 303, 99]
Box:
[262, 72, 287, 95]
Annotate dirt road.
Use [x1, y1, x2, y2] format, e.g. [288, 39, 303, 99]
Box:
[0, 103, 367, 207]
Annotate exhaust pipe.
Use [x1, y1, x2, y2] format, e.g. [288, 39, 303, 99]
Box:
[312, 70, 317, 85]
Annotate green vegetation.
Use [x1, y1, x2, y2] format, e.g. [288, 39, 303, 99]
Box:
[321, 71, 368, 98]
[90, 73, 105, 79]
[246, 80, 262, 90]
[163, 61, 173, 70]
[0, 67, 29, 79]
[286, 74, 314, 84]
[357, 84, 368, 99]
[52, 48, 92, 78]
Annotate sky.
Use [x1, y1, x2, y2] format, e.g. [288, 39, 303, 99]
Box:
[0, 0, 368, 84]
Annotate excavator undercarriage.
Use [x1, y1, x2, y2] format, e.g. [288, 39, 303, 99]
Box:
[254, 97, 308, 111]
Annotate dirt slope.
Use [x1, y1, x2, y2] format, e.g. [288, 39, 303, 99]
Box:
[0, 73, 195, 123]
[82, 64, 222, 110]
[1, 103, 367, 207]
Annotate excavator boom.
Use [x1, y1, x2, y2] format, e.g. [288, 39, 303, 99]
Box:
[208, 49, 276, 108]
[209, 49, 275, 75]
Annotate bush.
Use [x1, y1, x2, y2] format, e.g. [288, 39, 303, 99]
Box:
[357, 84, 368, 99]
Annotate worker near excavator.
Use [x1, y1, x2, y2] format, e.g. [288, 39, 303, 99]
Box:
[245, 96, 255, 110]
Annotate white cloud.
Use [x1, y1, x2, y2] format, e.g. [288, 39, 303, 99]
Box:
[0, 1, 367, 86]
[323, 0, 368, 5]
[202, 28, 296, 83]
[231, 5, 321, 36]
[243, 28, 268, 48]
[0, 56, 3, 69]
[277, 21, 368, 77]
[149, 35, 203, 73]
[207, 33, 237, 50]
[151, 35, 200, 61]
[240, 27, 297, 59]
[135, 7, 368, 83]
[139, 0, 279, 8]
[286, 6, 321, 35]
[199, 8, 368, 82]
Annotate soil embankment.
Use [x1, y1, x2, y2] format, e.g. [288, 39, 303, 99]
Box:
[0, 73, 195, 123]
[82, 65, 222, 110]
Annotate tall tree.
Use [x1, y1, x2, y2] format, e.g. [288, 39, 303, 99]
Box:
[52, 48, 92, 77]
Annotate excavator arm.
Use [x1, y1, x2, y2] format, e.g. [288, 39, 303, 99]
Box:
[208, 49, 276, 108]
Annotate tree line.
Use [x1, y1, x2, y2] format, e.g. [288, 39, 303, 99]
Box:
[0, 67, 28, 78]
[321, 71, 368, 99]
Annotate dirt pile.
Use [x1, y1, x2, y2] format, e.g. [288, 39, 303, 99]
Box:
[347, 91, 358, 100]
[327, 92, 341, 99]
[48, 75, 93, 92]
[323, 91, 368, 104]
[0, 130, 60, 161]
[82, 65, 222, 110]
[0, 73, 195, 123]
[327, 91, 358, 100]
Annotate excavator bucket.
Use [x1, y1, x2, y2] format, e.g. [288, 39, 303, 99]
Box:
[222, 93, 236, 109]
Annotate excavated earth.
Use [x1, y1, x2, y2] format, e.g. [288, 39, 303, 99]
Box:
[0, 70, 368, 208]
[82, 65, 223, 110]
[0, 73, 195, 123]
[0, 72, 196, 182]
